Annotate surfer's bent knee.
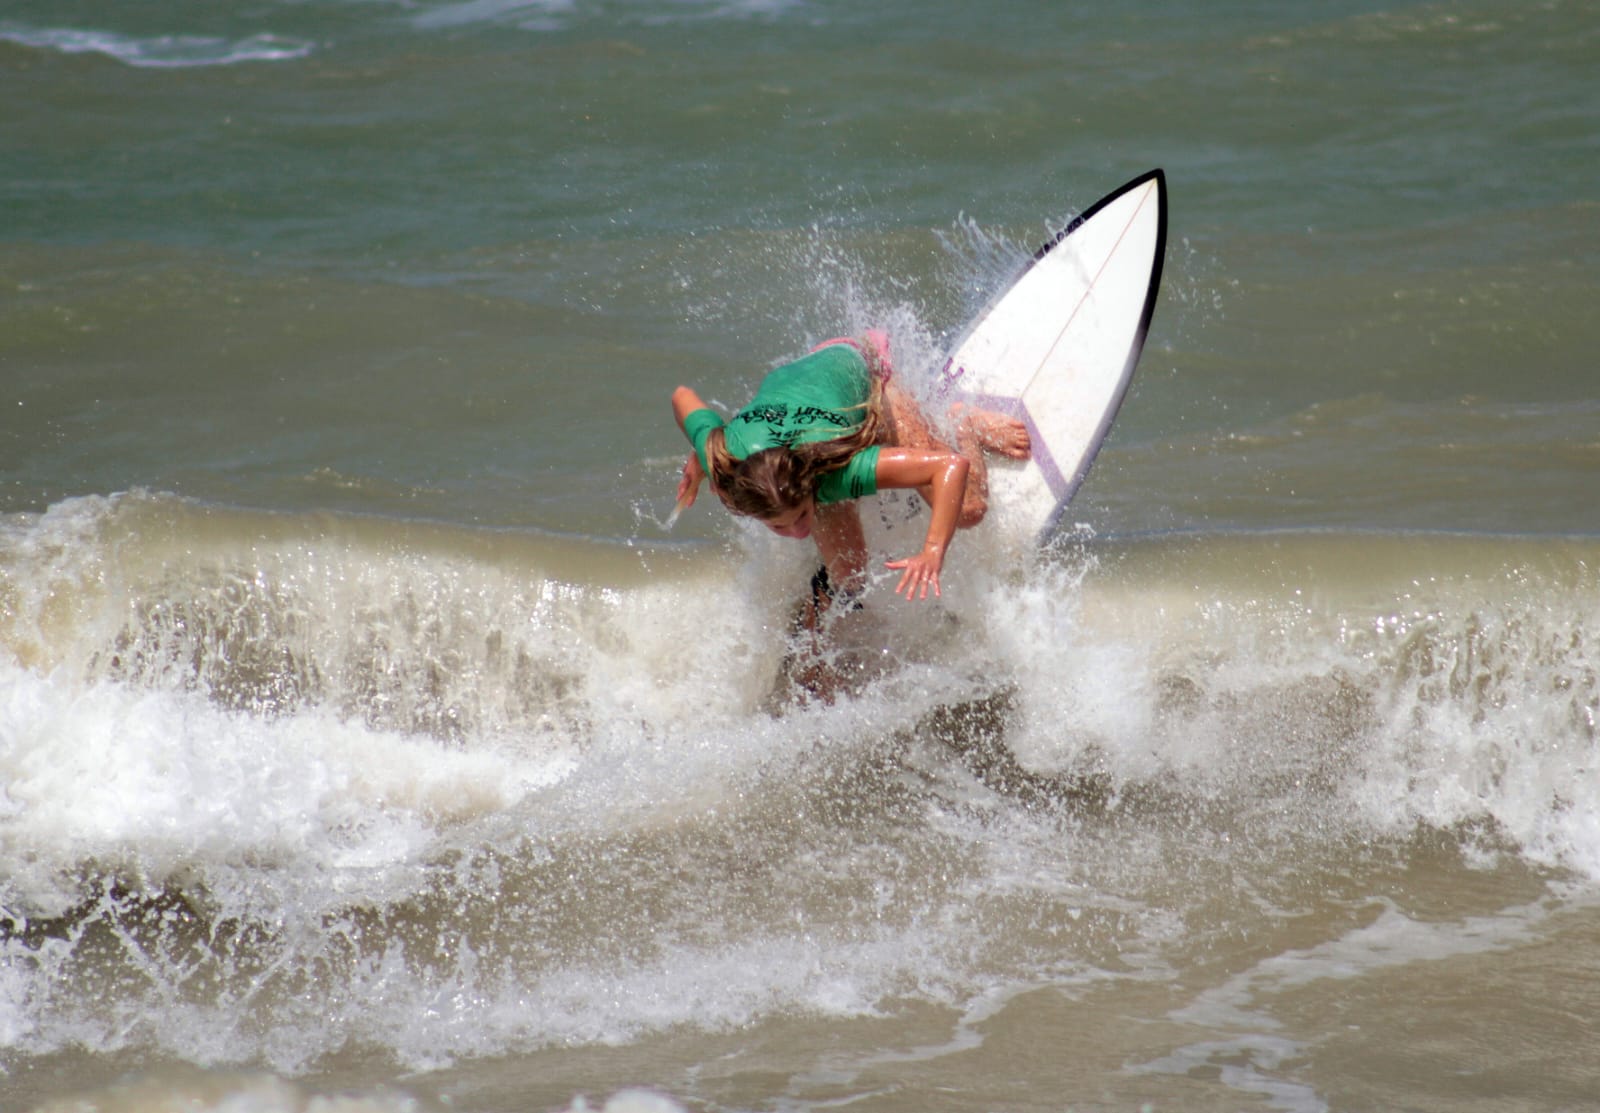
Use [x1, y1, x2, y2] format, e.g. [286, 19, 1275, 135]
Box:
[957, 499, 988, 530]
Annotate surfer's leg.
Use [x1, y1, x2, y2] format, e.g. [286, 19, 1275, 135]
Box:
[813, 501, 867, 603]
[881, 378, 1014, 528]
[947, 401, 1031, 528]
[875, 377, 930, 448]
[950, 414, 993, 530]
[949, 402, 1031, 460]
[779, 502, 867, 706]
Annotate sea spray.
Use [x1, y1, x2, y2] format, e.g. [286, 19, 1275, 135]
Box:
[4, 491, 1600, 1078]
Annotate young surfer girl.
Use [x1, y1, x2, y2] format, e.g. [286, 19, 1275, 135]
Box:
[671, 331, 1030, 604]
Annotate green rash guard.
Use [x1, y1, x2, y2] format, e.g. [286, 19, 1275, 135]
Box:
[682, 342, 882, 505]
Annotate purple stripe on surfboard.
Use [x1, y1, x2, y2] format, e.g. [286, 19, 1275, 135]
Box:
[956, 391, 1070, 504]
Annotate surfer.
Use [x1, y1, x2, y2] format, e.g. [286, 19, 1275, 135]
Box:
[671, 331, 1029, 604]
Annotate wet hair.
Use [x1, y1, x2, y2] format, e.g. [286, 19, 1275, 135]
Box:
[703, 372, 887, 521]
[714, 444, 811, 520]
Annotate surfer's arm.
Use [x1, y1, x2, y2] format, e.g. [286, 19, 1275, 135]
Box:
[873, 448, 970, 601]
[675, 449, 705, 509]
[671, 386, 714, 508]
[672, 385, 708, 431]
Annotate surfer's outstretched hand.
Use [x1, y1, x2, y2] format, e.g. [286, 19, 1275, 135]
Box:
[885, 546, 944, 601]
[676, 451, 703, 508]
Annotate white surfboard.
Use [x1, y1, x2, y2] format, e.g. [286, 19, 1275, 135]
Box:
[935, 169, 1168, 546]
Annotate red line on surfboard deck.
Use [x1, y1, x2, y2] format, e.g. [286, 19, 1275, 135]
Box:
[935, 186, 1151, 405]
[1017, 180, 1157, 402]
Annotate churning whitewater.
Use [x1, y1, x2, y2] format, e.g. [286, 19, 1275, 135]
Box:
[4, 489, 1598, 1082]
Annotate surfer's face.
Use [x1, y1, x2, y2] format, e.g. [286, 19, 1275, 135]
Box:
[762, 500, 816, 540]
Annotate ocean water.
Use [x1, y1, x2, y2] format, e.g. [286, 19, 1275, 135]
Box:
[3, 1, 1599, 1110]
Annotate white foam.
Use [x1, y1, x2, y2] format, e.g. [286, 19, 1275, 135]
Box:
[21, 1071, 434, 1113]
[559, 1091, 688, 1113]
[0, 664, 554, 921]
[0, 24, 314, 67]
[5, 493, 1600, 1076]
[411, 0, 576, 32]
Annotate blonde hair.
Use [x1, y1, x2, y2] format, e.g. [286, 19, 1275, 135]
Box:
[705, 370, 887, 521]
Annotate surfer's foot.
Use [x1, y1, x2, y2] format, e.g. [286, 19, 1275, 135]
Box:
[950, 402, 1031, 460]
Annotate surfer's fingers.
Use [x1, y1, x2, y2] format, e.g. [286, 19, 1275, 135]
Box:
[885, 557, 914, 597]
[885, 557, 940, 601]
[888, 562, 912, 597]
